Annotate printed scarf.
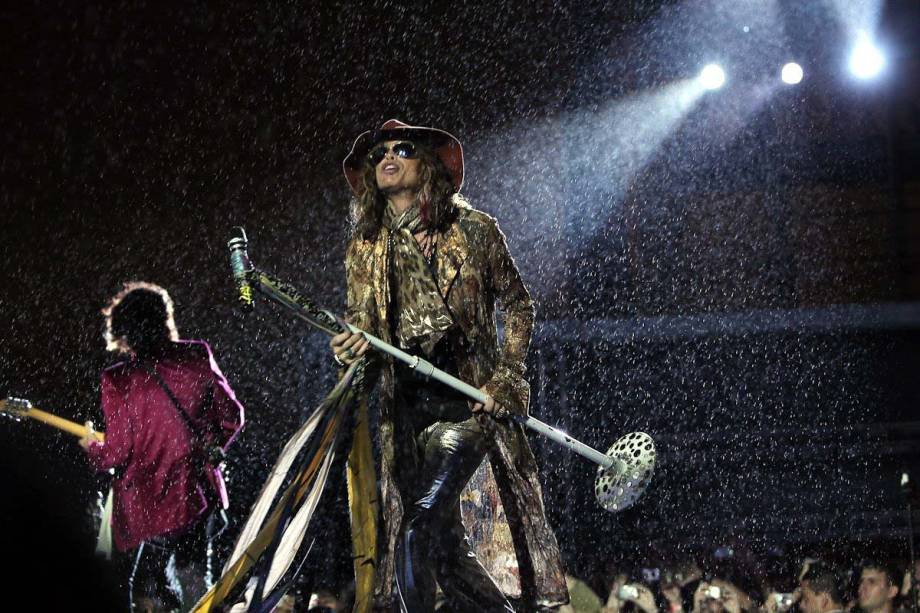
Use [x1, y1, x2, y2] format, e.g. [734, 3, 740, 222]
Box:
[382, 201, 455, 356]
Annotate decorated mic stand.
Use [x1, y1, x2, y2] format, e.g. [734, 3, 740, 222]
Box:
[201, 228, 657, 612]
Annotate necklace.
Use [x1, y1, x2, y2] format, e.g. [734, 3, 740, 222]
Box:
[414, 230, 437, 266]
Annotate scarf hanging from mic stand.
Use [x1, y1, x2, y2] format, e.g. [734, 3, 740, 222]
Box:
[190, 359, 374, 612]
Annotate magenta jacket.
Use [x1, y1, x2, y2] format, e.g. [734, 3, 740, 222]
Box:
[86, 340, 244, 551]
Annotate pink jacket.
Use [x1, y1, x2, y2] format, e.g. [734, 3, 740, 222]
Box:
[86, 340, 244, 551]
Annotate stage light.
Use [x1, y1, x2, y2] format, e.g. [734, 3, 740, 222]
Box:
[781, 62, 803, 85]
[699, 64, 726, 90]
[849, 30, 885, 79]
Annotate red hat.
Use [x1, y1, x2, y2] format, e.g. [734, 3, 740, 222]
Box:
[342, 119, 464, 195]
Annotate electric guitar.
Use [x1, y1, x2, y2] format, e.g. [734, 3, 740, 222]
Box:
[0, 397, 104, 442]
[0, 397, 115, 557]
[1, 396, 228, 507]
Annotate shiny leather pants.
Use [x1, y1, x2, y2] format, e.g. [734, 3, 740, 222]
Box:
[395, 417, 514, 613]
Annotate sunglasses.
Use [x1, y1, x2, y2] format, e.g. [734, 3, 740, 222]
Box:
[367, 141, 418, 167]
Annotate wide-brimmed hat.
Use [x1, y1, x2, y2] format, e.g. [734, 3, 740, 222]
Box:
[342, 119, 464, 195]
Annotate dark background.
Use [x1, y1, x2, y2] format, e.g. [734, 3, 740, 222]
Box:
[1, 0, 919, 600]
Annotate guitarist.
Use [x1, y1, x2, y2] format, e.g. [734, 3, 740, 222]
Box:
[78, 282, 245, 612]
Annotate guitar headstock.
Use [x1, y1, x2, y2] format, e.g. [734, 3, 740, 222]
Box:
[0, 397, 32, 419]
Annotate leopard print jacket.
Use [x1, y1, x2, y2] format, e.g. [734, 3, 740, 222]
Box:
[344, 202, 569, 610]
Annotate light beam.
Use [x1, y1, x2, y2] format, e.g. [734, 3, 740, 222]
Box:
[848, 31, 885, 79]
[699, 64, 727, 90]
[781, 62, 803, 85]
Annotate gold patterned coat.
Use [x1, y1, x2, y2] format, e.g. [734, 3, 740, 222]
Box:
[344, 202, 569, 610]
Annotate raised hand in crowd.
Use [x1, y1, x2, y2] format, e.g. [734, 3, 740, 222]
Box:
[603, 573, 629, 612]
[693, 580, 751, 613]
[662, 581, 685, 613]
[604, 577, 658, 613]
[715, 580, 752, 613]
[761, 589, 799, 613]
[629, 583, 660, 613]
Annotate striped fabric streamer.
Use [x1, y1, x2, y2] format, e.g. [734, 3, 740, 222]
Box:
[191, 361, 364, 612]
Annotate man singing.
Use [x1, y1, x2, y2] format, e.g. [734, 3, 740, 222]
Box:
[80, 282, 244, 612]
[332, 120, 568, 612]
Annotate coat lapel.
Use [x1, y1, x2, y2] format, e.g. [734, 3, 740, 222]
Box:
[372, 230, 389, 337]
[436, 222, 468, 300]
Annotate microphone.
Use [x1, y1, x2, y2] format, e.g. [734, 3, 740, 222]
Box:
[227, 227, 254, 312]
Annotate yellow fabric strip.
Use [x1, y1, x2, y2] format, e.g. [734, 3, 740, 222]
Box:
[191, 409, 342, 612]
[347, 399, 378, 613]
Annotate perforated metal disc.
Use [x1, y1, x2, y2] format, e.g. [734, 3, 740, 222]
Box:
[594, 431, 656, 512]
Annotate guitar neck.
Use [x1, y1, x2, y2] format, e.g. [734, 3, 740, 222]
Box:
[25, 407, 105, 442]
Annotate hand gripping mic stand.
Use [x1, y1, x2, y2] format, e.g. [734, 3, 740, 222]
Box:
[228, 228, 656, 512]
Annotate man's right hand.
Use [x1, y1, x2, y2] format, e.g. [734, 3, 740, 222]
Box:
[330, 329, 370, 366]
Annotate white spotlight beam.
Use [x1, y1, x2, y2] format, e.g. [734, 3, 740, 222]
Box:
[554, 78, 706, 235]
[699, 64, 726, 90]
[849, 30, 885, 79]
[781, 62, 803, 85]
[829, 0, 884, 40]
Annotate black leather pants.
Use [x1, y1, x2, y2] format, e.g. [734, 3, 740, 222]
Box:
[394, 417, 514, 613]
[128, 509, 227, 612]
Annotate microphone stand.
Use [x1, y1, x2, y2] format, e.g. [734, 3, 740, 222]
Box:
[244, 265, 619, 470]
[227, 228, 658, 512]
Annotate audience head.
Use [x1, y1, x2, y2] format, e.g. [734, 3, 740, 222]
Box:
[858, 560, 901, 613]
[799, 561, 846, 613]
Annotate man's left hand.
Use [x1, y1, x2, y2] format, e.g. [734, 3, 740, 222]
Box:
[78, 421, 96, 450]
[471, 387, 509, 420]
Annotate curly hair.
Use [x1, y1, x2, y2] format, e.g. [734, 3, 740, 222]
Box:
[102, 282, 179, 356]
[351, 141, 461, 240]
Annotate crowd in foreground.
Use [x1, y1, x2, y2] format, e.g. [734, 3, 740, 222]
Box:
[556, 556, 918, 613]
[267, 552, 920, 613]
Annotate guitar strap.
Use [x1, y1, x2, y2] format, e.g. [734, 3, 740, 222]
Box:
[141, 362, 207, 443]
[141, 361, 229, 511]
